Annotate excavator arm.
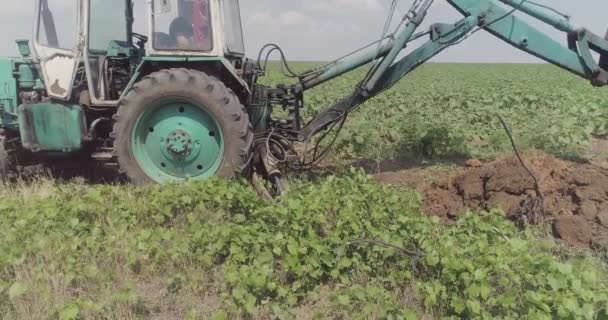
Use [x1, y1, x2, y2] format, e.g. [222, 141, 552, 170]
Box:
[298, 0, 608, 141]
[251, 0, 608, 192]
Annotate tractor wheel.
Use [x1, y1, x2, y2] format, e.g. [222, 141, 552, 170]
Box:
[112, 68, 253, 184]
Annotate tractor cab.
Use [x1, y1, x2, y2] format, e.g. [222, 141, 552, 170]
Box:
[150, 0, 245, 56]
[33, 0, 246, 105]
[1, 0, 253, 184]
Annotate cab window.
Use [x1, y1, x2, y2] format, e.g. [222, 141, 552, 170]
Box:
[89, 0, 129, 52]
[223, 0, 245, 55]
[153, 0, 213, 51]
[38, 0, 78, 50]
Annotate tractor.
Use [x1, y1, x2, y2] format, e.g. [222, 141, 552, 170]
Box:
[1, 0, 253, 184]
[0, 0, 607, 190]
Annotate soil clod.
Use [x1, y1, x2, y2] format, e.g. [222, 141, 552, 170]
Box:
[553, 215, 593, 247]
[597, 210, 608, 228]
[465, 159, 483, 168]
[426, 151, 608, 247]
[376, 150, 608, 247]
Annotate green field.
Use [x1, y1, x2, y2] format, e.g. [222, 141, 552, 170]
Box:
[2, 63, 608, 319]
[286, 62, 608, 161]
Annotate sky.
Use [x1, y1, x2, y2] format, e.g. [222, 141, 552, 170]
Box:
[0, 0, 606, 63]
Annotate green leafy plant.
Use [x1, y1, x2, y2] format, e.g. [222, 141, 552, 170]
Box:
[0, 172, 606, 319]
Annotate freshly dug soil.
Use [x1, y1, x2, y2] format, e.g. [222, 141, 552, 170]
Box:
[426, 151, 608, 247]
[377, 150, 608, 248]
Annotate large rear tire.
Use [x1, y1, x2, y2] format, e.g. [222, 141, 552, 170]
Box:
[112, 68, 253, 184]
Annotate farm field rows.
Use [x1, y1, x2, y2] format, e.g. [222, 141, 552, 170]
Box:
[2, 63, 608, 319]
[284, 62, 608, 162]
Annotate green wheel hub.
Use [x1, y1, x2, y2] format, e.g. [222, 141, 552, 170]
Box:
[166, 130, 192, 156]
[131, 98, 224, 183]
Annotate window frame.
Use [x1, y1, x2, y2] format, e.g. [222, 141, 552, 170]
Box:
[35, 0, 79, 52]
[222, 0, 245, 56]
[151, 0, 215, 53]
[87, 0, 131, 54]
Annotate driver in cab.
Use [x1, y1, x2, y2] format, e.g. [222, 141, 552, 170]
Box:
[158, 0, 212, 50]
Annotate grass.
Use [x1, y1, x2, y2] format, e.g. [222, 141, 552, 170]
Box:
[1, 174, 607, 319]
[1, 63, 608, 319]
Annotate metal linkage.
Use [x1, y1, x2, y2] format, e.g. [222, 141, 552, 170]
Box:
[299, 29, 431, 90]
[361, 0, 435, 95]
[297, 0, 608, 141]
[568, 29, 608, 86]
[299, 15, 479, 142]
[260, 0, 608, 173]
[496, 0, 574, 32]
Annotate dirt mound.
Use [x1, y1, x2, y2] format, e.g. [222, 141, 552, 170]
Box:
[378, 151, 608, 248]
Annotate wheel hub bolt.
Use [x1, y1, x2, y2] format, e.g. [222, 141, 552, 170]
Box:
[166, 130, 193, 156]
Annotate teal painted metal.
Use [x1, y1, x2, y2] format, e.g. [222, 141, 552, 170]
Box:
[119, 56, 222, 102]
[496, 0, 574, 32]
[300, 44, 392, 90]
[448, 0, 589, 79]
[106, 40, 141, 58]
[300, 0, 605, 94]
[17, 103, 86, 152]
[299, 17, 481, 141]
[119, 56, 248, 101]
[0, 57, 19, 127]
[16, 63, 37, 89]
[299, 30, 430, 90]
[15, 40, 32, 58]
[371, 17, 479, 96]
[142, 55, 245, 86]
[219, 58, 250, 93]
[576, 31, 603, 76]
[0, 55, 43, 128]
[362, 0, 433, 94]
[248, 103, 271, 132]
[131, 98, 224, 183]
[247, 86, 272, 132]
[299, 0, 608, 140]
[299, 1, 435, 91]
[568, 29, 608, 84]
